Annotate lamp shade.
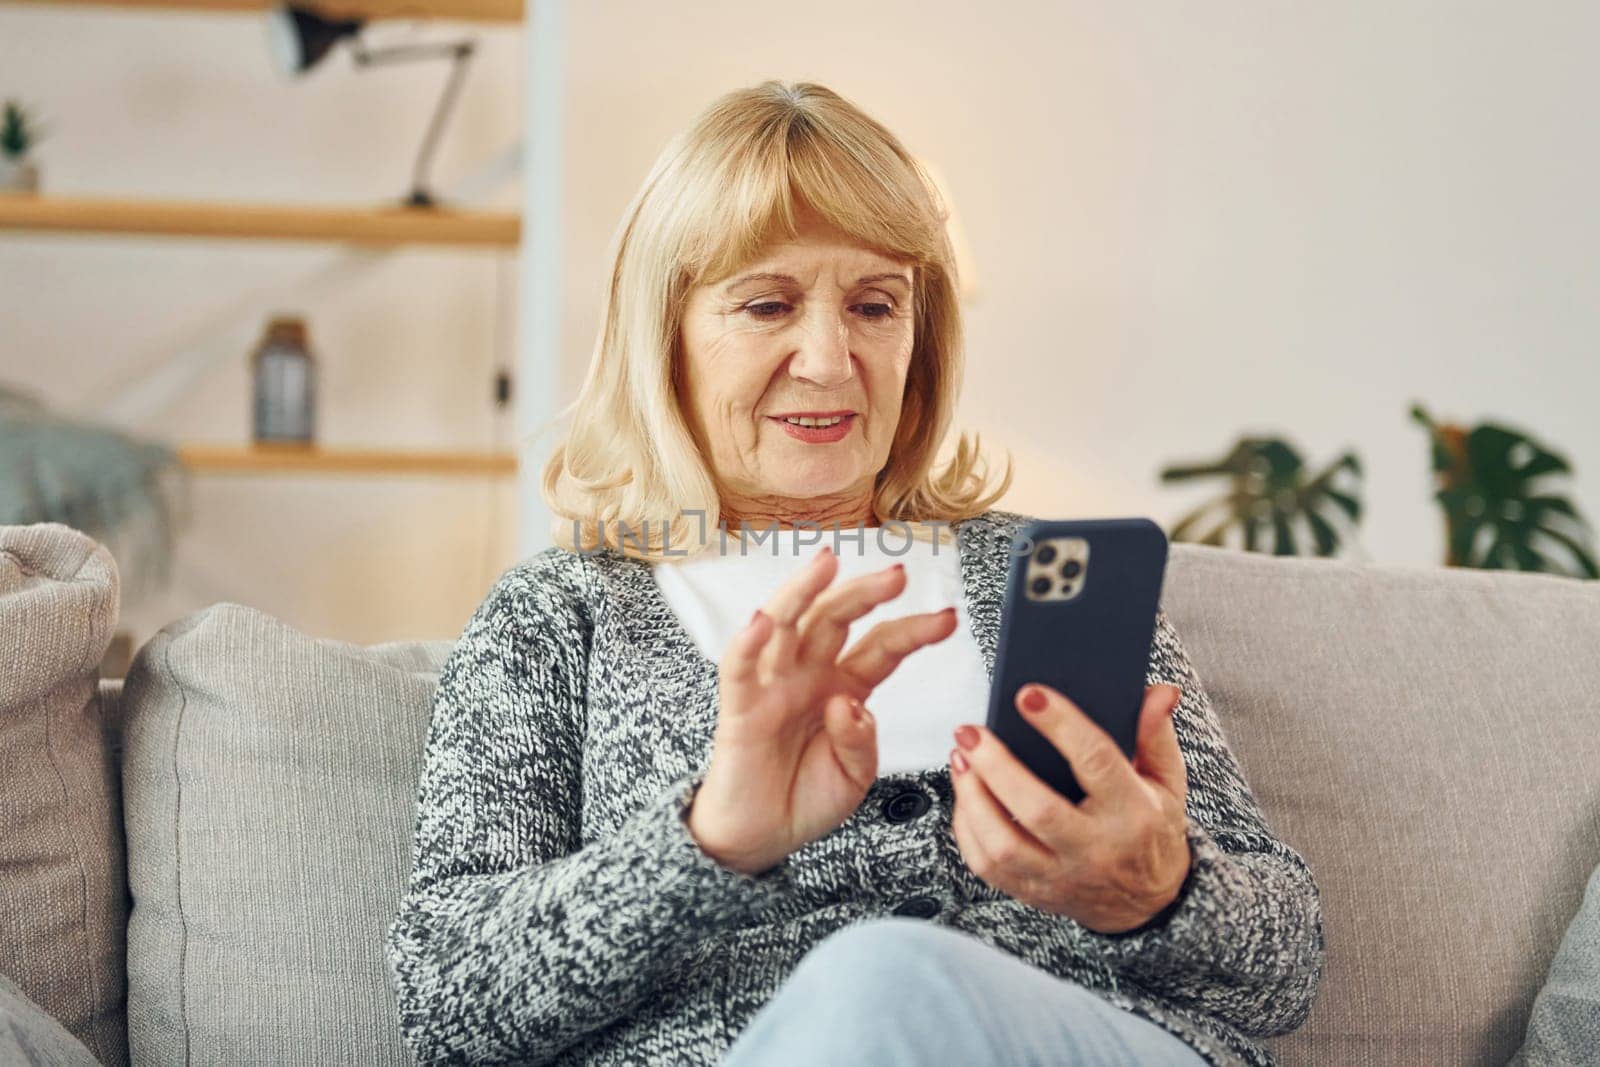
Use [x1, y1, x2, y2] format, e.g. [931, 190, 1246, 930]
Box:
[266, 4, 365, 76]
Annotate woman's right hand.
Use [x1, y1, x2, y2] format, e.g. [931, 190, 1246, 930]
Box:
[686, 545, 961, 875]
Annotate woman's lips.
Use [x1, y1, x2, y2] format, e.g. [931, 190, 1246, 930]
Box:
[769, 414, 857, 443]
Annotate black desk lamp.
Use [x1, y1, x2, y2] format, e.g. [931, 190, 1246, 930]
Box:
[266, 4, 477, 208]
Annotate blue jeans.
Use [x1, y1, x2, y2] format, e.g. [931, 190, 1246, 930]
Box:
[723, 919, 1209, 1067]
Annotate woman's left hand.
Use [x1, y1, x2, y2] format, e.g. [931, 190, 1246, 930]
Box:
[948, 682, 1192, 934]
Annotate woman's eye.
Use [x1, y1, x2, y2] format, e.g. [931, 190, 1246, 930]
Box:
[741, 301, 894, 320]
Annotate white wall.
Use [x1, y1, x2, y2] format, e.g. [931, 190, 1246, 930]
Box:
[4, 1, 1596, 652]
[0, 6, 525, 648]
[553, 0, 1600, 571]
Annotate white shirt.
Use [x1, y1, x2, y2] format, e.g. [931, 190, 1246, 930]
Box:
[651, 524, 991, 775]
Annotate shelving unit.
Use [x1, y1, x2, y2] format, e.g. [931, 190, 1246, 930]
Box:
[6, 0, 525, 480]
[6, 0, 522, 22]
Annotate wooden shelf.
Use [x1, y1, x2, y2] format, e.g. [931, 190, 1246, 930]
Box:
[177, 443, 517, 476]
[0, 195, 520, 247]
[5, 0, 522, 22]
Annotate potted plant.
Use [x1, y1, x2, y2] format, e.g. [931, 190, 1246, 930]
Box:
[1159, 435, 1364, 556]
[1156, 407, 1596, 579]
[1411, 403, 1597, 577]
[1, 99, 49, 194]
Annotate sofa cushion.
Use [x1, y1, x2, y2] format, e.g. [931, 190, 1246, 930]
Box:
[1163, 542, 1600, 1066]
[0, 523, 128, 1067]
[119, 602, 453, 1066]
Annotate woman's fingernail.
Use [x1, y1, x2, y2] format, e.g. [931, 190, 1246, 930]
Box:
[750, 608, 764, 626]
[1019, 686, 1048, 713]
[892, 562, 904, 572]
[942, 606, 957, 617]
[851, 698, 867, 722]
[950, 748, 969, 774]
[954, 724, 979, 751]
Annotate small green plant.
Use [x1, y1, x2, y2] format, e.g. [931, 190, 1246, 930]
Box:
[2, 99, 50, 160]
[1159, 436, 1363, 556]
[1411, 403, 1597, 577]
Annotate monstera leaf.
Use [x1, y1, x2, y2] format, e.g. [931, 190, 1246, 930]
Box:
[1411, 404, 1597, 578]
[1159, 436, 1363, 557]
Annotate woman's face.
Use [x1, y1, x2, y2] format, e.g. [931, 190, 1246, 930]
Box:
[678, 206, 916, 519]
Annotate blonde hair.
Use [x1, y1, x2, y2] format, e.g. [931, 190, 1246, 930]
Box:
[541, 79, 1011, 561]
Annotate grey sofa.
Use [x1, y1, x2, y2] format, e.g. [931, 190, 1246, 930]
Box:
[3, 520, 1597, 1066]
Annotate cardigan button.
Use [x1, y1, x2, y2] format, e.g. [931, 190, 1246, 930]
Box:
[892, 895, 942, 920]
[882, 790, 931, 824]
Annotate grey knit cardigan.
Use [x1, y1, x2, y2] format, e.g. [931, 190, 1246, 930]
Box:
[383, 509, 1325, 1066]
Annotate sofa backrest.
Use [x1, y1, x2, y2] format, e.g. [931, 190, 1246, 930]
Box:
[21, 528, 1597, 1066]
[1163, 542, 1600, 1066]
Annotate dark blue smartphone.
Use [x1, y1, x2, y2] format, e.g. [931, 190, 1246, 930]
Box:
[984, 517, 1169, 803]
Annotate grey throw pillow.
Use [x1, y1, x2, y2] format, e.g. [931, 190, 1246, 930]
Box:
[0, 970, 103, 1067]
[120, 601, 453, 1066]
[1511, 858, 1600, 1065]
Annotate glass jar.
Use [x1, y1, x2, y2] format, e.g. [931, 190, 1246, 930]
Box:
[250, 315, 316, 444]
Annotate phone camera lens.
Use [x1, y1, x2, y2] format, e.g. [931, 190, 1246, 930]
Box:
[1030, 576, 1051, 595]
[1035, 544, 1058, 565]
[1061, 560, 1081, 579]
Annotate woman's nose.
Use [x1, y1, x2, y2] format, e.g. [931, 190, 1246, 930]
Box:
[787, 311, 853, 388]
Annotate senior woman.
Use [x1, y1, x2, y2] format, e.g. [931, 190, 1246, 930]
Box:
[384, 80, 1324, 1066]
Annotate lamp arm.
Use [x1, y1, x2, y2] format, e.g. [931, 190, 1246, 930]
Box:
[345, 38, 476, 206]
[349, 39, 472, 66]
[408, 43, 475, 204]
